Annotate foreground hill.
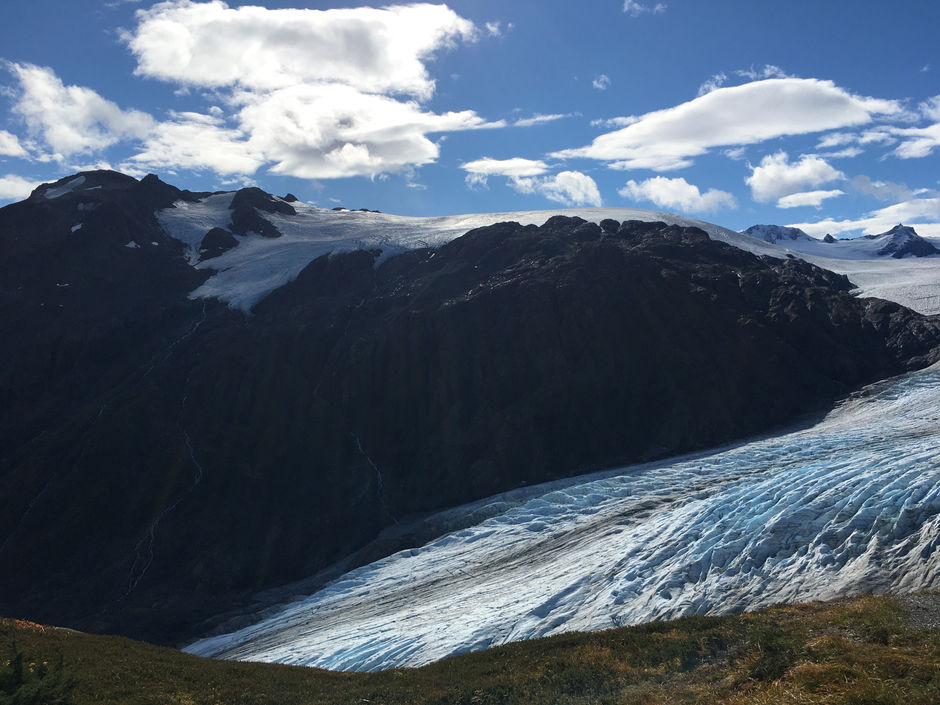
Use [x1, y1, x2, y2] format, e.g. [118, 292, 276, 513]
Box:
[2, 171, 940, 646]
[3, 594, 938, 705]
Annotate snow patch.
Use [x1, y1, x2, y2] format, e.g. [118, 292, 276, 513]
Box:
[70, 223, 82, 233]
[43, 176, 85, 199]
[125, 241, 140, 249]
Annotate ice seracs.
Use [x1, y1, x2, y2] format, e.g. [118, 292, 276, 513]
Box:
[187, 363, 940, 672]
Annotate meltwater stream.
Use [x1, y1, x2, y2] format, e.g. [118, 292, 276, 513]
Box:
[187, 365, 940, 671]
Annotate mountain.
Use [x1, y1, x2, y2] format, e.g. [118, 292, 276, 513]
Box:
[741, 223, 814, 244]
[2, 170, 940, 647]
[865, 223, 940, 258]
[741, 222, 940, 261]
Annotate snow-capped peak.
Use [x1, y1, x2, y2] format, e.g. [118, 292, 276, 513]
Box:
[740, 223, 813, 244]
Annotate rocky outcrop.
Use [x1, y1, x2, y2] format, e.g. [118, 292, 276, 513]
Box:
[199, 227, 238, 260]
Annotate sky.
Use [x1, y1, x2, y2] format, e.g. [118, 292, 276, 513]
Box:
[0, 0, 937, 237]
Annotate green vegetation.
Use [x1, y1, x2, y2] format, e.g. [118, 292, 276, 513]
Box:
[3, 595, 938, 705]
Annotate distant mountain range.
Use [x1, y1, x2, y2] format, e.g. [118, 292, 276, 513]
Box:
[742, 222, 940, 259]
[2, 170, 939, 647]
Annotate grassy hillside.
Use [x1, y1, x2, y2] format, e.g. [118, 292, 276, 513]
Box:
[2, 594, 938, 705]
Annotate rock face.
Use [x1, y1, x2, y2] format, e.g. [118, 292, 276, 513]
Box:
[199, 227, 238, 260]
[2, 181, 940, 647]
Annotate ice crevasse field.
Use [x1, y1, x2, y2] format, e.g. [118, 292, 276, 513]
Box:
[187, 362, 940, 672]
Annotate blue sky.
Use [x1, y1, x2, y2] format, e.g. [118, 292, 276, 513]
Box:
[0, 0, 937, 236]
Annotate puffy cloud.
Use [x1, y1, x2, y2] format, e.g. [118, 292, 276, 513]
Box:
[126, 1, 475, 100]
[776, 189, 844, 209]
[0, 174, 40, 201]
[593, 74, 611, 91]
[0, 130, 27, 158]
[461, 157, 549, 178]
[789, 196, 940, 237]
[8, 63, 154, 158]
[619, 176, 736, 213]
[510, 170, 602, 207]
[553, 78, 903, 171]
[745, 151, 844, 203]
[114, 2, 498, 180]
[236, 84, 498, 179]
[125, 112, 262, 175]
[623, 1, 666, 17]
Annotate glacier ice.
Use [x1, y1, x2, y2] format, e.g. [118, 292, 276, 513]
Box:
[186, 364, 940, 672]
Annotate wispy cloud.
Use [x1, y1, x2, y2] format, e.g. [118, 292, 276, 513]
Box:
[776, 189, 844, 209]
[697, 72, 727, 96]
[513, 113, 576, 128]
[592, 74, 611, 91]
[622, 1, 666, 17]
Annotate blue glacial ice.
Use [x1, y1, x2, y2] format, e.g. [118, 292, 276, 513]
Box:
[186, 364, 940, 671]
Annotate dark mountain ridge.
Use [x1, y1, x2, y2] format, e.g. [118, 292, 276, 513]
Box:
[2, 171, 940, 645]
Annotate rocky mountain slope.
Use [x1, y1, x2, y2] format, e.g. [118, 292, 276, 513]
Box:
[2, 171, 939, 645]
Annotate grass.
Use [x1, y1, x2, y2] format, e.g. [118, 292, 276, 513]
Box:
[2, 594, 938, 704]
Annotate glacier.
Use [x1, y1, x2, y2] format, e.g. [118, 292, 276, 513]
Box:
[157, 198, 940, 314]
[186, 363, 940, 672]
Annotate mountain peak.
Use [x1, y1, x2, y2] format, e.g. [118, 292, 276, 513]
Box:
[741, 224, 812, 244]
[871, 223, 938, 258]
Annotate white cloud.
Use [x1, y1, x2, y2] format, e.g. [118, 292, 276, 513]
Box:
[890, 122, 940, 159]
[816, 132, 856, 149]
[126, 1, 475, 100]
[590, 116, 638, 129]
[513, 113, 574, 128]
[697, 72, 727, 96]
[735, 64, 789, 81]
[623, 1, 666, 17]
[0, 130, 27, 158]
[818, 146, 863, 159]
[510, 170, 602, 207]
[461, 157, 549, 177]
[553, 78, 902, 171]
[233, 83, 498, 179]
[0, 173, 40, 201]
[8, 63, 154, 158]
[776, 189, 844, 209]
[593, 74, 611, 91]
[745, 151, 844, 203]
[125, 112, 262, 175]
[619, 176, 736, 213]
[484, 21, 502, 36]
[789, 196, 940, 237]
[113, 2, 498, 180]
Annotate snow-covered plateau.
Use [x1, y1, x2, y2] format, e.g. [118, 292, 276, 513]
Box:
[186, 363, 940, 672]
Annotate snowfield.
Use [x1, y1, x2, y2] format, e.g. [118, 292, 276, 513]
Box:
[186, 363, 940, 672]
[157, 198, 940, 314]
